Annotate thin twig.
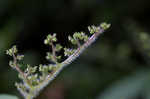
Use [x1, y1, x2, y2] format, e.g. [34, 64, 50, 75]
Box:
[13, 54, 27, 80]
[50, 42, 57, 63]
[12, 54, 32, 88]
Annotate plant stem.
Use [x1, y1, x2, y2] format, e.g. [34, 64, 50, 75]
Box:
[12, 54, 32, 87]
[30, 28, 104, 98]
[50, 42, 57, 63]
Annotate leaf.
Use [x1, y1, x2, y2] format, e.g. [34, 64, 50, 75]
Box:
[0, 94, 18, 99]
[97, 70, 150, 99]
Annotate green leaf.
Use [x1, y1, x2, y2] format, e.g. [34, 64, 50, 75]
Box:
[0, 94, 18, 99]
[97, 70, 150, 99]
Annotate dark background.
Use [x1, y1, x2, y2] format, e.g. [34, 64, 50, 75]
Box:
[1, 0, 150, 99]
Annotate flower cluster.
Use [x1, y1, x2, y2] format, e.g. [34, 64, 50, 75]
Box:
[6, 22, 110, 99]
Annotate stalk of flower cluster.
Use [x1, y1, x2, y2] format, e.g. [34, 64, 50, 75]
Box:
[6, 23, 110, 99]
[32, 25, 107, 98]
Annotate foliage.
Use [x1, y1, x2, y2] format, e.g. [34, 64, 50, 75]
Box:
[97, 70, 150, 99]
[0, 94, 18, 99]
[6, 23, 110, 99]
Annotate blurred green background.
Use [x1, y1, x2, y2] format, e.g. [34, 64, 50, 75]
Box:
[1, 0, 150, 99]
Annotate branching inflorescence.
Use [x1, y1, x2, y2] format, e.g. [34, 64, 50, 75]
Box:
[6, 23, 110, 99]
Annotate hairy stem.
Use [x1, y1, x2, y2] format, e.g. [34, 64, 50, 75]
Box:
[7, 23, 110, 99]
[31, 28, 104, 98]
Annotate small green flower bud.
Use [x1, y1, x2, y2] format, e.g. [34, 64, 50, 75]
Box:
[68, 36, 77, 44]
[15, 83, 20, 88]
[88, 26, 95, 34]
[48, 64, 54, 70]
[64, 48, 75, 56]
[9, 61, 16, 68]
[16, 55, 24, 60]
[15, 83, 26, 92]
[46, 52, 52, 60]
[39, 64, 43, 72]
[68, 36, 72, 41]
[18, 74, 24, 79]
[27, 74, 38, 81]
[56, 55, 61, 60]
[100, 22, 111, 30]
[6, 50, 12, 56]
[84, 36, 88, 41]
[6, 45, 18, 56]
[52, 33, 57, 42]
[12, 45, 18, 54]
[47, 34, 52, 39]
[39, 65, 49, 73]
[52, 33, 56, 37]
[73, 32, 81, 39]
[88, 25, 101, 34]
[44, 33, 57, 45]
[29, 66, 37, 74]
[26, 65, 37, 74]
[44, 39, 49, 45]
[71, 39, 77, 45]
[55, 44, 62, 51]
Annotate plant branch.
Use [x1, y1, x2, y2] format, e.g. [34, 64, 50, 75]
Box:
[6, 23, 110, 99]
[50, 42, 57, 63]
[12, 54, 27, 83]
[33, 28, 105, 97]
[12, 54, 33, 94]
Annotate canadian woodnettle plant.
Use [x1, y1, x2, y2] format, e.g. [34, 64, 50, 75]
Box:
[6, 22, 110, 99]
